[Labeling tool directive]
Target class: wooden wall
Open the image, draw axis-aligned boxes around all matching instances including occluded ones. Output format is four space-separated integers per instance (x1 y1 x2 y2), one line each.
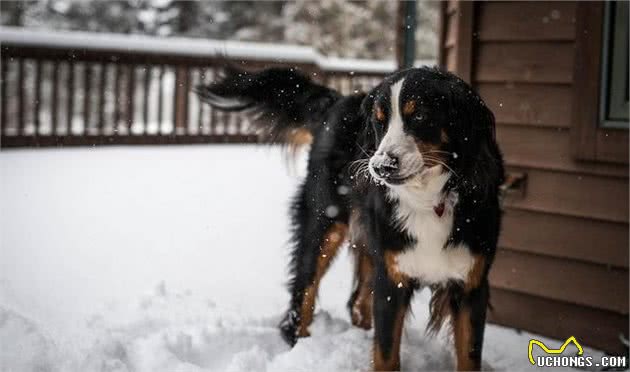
440 1 628 354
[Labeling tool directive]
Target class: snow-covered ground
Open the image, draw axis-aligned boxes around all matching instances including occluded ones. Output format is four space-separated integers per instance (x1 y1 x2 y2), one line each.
1 145 602 371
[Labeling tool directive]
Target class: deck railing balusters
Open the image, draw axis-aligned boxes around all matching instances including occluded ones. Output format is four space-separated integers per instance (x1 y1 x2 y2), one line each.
1 39 390 147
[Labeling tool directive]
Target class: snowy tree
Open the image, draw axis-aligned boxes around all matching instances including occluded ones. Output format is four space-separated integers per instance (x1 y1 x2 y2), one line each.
282 0 397 59
0 0 437 60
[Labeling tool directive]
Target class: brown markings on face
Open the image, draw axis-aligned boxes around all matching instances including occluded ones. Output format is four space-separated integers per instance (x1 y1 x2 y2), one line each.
350 249 374 330
373 305 407 371
416 129 450 167
375 104 385 122
383 251 410 288
402 100 416 116
464 255 486 293
297 222 348 337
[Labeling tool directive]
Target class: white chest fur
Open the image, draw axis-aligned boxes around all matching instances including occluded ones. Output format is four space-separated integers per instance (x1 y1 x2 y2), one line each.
387 168 474 284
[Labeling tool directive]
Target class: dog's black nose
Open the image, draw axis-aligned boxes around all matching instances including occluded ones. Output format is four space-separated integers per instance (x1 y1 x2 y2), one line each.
374 153 399 177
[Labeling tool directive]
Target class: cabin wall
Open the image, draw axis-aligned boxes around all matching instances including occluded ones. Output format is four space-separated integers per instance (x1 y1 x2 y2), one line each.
440 0 628 354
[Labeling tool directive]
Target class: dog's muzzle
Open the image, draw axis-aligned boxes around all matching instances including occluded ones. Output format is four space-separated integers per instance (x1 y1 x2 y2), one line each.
369 152 410 184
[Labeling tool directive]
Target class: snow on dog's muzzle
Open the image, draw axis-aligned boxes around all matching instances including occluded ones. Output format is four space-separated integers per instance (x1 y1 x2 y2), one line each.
369 152 408 184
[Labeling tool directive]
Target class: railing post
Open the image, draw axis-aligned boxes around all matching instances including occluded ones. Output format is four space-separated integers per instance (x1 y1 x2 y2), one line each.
142 65 151 134
157 65 164 135
126 65 135 135
17 57 24 135
1 57 8 135
83 63 92 135
173 66 189 136
51 61 59 135
113 64 122 135
97 62 106 134
66 61 75 135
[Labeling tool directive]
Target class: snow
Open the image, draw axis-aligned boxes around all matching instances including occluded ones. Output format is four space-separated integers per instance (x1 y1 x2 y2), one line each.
1 145 603 371
0 26 317 63
0 26 416 75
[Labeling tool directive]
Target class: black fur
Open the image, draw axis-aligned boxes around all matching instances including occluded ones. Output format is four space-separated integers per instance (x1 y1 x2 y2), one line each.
195 67 340 144
198 66 504 368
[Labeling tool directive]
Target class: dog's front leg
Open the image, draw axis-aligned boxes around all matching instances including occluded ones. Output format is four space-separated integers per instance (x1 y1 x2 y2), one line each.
452 276 489 371
372 260 412 371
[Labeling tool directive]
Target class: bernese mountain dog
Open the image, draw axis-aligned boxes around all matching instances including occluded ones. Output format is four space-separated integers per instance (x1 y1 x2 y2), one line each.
197 65 504 371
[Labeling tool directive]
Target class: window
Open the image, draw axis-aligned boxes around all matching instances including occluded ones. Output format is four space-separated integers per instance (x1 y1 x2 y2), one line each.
571 2 628 164
600 1 629 128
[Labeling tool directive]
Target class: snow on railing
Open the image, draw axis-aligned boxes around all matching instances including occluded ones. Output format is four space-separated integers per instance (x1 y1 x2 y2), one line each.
0 26 421 75
0 26 434 147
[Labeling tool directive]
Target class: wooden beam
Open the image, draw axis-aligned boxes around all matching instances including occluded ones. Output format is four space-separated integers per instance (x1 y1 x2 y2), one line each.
395 0 416 69
454 1 474 83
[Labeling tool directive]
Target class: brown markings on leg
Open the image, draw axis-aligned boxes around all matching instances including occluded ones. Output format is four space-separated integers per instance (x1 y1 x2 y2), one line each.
373 305 408 371
464 255 486 293
383 251 410 288
296 222 348 337
454 255 486 371
453 306 478 371
286 128 313 147
350 250 374 330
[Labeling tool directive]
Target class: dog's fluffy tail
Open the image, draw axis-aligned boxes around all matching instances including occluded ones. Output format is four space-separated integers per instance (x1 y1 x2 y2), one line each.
195 67 341 147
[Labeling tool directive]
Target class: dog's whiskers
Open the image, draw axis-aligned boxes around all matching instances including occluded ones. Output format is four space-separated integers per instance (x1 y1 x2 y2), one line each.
422 156 458 176
355 142 373 159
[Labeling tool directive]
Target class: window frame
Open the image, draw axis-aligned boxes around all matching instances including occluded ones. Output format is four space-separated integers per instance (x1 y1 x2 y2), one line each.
600 0 629 128
571 2 628 164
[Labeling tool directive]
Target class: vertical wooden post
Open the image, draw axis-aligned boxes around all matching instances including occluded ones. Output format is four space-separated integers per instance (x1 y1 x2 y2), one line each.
437 1 447 68
126 65 135 134
33 60 42 135
142 65 151 134
454 1 475 84
209 68 217 135
67 61 75 135
1 58 9 135
396 0 417 69
51 61 59 135
83 63 92 134
157 65 164 135
198 68 205 134
113 64 122 135
17 58 24 135
174 66 189 136
98 62 106 134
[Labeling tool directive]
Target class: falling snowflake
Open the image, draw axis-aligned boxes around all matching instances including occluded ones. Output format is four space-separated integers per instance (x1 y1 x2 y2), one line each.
325 205 339 218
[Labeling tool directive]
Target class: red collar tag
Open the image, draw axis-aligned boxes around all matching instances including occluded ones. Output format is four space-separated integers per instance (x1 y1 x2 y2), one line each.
433 202 445 217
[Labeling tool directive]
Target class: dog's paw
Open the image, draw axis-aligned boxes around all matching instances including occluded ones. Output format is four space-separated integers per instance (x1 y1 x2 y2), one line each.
279 309 300 346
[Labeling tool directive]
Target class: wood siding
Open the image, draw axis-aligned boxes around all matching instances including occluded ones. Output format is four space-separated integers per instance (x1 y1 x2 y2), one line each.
440 1 628 354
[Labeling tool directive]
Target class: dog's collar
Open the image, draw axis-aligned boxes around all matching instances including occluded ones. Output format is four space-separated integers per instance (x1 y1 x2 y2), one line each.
433 202 445 217
434 191 452 217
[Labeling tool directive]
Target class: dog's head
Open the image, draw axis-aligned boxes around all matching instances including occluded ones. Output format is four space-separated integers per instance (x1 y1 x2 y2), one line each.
362 67 501 195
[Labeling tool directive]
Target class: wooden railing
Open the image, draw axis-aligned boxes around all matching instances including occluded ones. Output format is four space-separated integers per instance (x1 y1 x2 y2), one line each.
0 27 399 147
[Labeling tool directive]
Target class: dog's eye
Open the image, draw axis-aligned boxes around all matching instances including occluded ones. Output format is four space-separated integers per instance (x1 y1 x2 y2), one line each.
375 106 385 122
415 114 425 121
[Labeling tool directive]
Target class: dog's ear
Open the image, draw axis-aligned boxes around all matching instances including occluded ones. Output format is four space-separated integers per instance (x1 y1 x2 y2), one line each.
359 91 375 121
449 84 504 200
359 85 384 151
